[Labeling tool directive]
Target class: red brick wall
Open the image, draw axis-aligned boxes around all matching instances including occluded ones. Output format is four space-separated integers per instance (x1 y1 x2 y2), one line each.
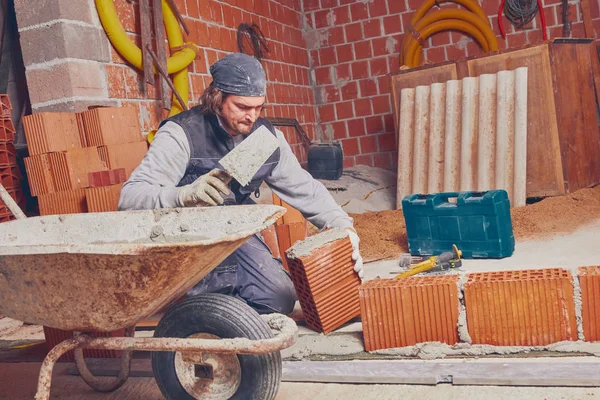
303 0 592 169
106 0 317 163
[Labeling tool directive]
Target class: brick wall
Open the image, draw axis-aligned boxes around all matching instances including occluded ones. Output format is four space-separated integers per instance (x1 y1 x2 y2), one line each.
103 0 317 163
302 0 593 169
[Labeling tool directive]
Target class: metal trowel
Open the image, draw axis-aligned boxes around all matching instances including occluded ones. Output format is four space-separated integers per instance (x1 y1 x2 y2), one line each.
218 125 280 187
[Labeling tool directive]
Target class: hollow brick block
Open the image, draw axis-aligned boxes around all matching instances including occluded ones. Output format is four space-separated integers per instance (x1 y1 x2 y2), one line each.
85 184 123 213
0 142 16 166
48 147 108 191
22 112 82 156
359 275 460 351
578 266 600 341
286 232 361 333
23 154 55 196
98 142 148 179
464 268 578 346
80 107 143 147
88 168 127 188
38 189 87 216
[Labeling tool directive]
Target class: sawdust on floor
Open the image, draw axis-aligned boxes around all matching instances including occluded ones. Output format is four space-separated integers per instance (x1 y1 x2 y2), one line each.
352 186 600 262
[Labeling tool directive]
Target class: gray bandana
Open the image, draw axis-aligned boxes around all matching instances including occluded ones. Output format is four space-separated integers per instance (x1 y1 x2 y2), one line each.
209 53 266 97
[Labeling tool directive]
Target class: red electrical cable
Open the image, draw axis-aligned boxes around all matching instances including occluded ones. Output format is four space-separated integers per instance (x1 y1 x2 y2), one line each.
498 0 508 38
537 0 548 40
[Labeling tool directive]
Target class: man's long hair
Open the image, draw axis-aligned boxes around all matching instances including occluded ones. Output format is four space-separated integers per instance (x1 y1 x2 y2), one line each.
199 83 228 116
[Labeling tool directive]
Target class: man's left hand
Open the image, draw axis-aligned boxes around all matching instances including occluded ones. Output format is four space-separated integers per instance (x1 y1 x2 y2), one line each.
345 228 364 280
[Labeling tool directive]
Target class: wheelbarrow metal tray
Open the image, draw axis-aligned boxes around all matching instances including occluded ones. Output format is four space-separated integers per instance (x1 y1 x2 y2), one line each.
0 205 285 332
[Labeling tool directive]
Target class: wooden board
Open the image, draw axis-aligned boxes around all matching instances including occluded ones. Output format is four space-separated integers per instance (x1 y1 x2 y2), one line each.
467 44 566 198
390 63 458 137
549 42 600 193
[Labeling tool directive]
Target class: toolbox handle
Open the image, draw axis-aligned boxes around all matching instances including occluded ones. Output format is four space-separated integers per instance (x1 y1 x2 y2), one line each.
428 192 460 207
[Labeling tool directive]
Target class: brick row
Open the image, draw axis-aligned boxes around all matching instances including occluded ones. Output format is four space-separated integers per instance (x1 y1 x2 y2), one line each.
0 142 16 166
0 118 15 142
464 269 578 346
88 168 126 188
0 94 11 118
22 112 82 156
38 189 87 216
360 275 460 351
286 231 361 333
85 184 122 212
47 148 108 191
0 165 21 190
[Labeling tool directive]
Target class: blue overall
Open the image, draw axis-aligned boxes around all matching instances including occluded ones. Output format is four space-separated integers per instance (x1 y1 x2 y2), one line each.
160 108 297 314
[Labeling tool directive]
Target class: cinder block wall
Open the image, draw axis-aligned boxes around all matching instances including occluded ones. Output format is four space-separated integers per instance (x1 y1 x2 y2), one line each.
13 0 595 167
302 0 593 169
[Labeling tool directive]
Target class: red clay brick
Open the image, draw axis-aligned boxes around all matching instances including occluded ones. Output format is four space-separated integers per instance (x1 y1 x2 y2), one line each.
350 2 369 21
354 98 373 117
335 63 351 81
387 0 406 14
260 224 281 259
464 269 578 346
370 57 389 76
85 184 123 212
341 137 360 156
343 157 355 168
341 81 359 100
315 66 332 86
0 120 15 142
377 133 396 152
351 60 370 80
354 40 373 59
578 267 600 341
345 22 363 43
38 189 87 216
359 78 378 97
314 9 331 29
336 43 355 63
23 154 54 196
332 5 350 25
286 231 361 333
347 118 366 137
80 107 143 147
22 113 82 156
369 0 388 17
363 18 382 38
373 152 391 169
336 101 354 120
360 275 460 351
373 94 392 114
366 115 384 134
88 168 127 188
355 154 374 166
360 135 378 153
48 148 108 192
319 47 337 66
327 26 346 46
318 104 336 122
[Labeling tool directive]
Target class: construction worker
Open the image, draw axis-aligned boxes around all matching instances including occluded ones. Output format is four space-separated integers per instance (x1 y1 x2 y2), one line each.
118 53 363 315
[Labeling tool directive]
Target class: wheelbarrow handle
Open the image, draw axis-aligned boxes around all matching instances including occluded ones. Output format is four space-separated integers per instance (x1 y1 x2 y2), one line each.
0 182 26 220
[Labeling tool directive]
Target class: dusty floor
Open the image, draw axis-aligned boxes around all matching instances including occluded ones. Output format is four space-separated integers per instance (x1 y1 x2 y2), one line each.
2 361 600 400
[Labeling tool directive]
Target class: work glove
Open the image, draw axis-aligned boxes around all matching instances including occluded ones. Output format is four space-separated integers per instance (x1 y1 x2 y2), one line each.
345 228 364 280
177 169 231 207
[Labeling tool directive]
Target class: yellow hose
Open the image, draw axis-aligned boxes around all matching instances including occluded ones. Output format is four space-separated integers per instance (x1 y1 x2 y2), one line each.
406 20 491 67
399 0 498 68
95 0 196 74
95 0 197 143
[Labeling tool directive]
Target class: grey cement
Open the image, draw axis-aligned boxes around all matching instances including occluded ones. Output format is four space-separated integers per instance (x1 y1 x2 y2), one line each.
0 204 285 255
218 125 279 186
287 228 348 259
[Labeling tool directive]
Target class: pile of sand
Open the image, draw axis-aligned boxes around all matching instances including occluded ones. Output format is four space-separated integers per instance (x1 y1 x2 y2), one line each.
352 186 600 263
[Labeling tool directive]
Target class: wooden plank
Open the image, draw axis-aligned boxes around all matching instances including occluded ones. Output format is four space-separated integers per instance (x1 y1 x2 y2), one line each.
390 63 458 139
580 0 595 38
549 42 600 193
282 360 600 387
139 0 154 88
152 0 170 110
467 44 565 198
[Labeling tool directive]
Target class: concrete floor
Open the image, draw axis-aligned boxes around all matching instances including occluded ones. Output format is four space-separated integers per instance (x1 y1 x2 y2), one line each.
2 361 600 400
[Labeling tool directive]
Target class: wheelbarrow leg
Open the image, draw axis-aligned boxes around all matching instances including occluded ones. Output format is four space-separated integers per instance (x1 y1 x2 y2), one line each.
35 338 81 400
74 327 135 393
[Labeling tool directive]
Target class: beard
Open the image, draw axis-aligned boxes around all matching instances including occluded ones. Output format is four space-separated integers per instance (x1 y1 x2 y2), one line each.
220 115 253 135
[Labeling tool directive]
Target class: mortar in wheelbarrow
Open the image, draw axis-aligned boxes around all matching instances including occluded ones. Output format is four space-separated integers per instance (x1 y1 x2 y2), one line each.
0 205 285 332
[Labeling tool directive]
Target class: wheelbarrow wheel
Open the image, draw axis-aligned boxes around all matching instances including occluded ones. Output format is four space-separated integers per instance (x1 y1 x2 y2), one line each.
152 293 282 400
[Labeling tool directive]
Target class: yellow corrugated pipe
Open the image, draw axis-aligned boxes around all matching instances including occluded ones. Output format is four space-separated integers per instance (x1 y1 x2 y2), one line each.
95 0 198 143
400 0 498 68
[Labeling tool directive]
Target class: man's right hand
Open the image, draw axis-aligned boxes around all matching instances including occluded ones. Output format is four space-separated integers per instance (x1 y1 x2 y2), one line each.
177 169 231 207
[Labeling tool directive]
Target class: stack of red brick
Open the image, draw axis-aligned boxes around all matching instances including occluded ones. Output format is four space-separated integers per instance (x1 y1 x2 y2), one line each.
23 107 148 215
0 94 24 222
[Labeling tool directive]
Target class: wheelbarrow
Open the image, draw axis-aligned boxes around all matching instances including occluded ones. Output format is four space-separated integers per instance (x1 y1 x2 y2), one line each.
0 184 298 400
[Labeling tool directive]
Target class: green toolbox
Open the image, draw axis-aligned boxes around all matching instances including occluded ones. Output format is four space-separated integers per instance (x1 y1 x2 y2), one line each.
402 190 515 259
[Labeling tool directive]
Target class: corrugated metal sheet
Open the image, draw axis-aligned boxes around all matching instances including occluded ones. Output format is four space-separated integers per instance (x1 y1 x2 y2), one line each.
396 67 528 208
